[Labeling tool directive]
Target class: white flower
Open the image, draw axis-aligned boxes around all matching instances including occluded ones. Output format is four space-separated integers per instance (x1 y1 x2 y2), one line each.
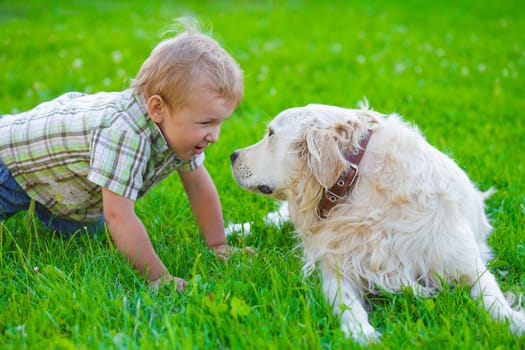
111 50 123 63
73 58 83 69
331 43 342 54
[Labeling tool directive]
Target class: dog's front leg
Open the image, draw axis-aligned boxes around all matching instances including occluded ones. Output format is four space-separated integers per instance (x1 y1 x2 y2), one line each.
322 268 381 344
470 266 525 335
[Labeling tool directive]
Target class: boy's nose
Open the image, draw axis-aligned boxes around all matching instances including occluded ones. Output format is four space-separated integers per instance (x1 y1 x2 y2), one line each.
206 126 221 143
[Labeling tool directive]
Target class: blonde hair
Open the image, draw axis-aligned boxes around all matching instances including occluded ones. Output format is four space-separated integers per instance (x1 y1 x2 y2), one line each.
131 18 244 109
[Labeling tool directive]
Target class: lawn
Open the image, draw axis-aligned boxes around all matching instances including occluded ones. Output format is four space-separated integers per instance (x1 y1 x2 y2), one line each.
1 0 524 349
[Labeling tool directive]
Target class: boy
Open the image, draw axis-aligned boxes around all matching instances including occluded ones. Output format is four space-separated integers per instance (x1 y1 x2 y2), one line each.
0 19 245 291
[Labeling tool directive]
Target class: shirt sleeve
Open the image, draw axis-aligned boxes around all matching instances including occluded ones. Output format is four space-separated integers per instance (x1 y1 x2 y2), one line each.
87 126 149 200
177 152 205 172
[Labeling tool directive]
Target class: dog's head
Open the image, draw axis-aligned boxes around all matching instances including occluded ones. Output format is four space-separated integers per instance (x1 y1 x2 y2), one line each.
231 104 380 203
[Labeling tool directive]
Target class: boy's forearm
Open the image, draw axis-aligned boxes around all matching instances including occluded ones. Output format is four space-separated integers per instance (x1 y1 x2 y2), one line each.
190 188 227 248
179 167 228 248
102 188 169 282
107 212 168 282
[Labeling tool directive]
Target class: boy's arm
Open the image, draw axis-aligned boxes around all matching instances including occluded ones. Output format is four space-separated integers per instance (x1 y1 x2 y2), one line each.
177 166 228 249
101 187 184 288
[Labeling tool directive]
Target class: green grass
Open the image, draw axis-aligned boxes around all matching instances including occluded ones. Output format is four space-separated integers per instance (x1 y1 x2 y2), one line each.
1 0 524 348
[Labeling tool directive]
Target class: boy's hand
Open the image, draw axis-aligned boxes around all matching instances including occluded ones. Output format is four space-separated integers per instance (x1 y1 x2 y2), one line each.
149 273 187 292
212 244 256 261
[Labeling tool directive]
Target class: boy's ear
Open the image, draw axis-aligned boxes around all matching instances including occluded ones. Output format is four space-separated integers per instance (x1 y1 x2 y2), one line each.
146 95 165 123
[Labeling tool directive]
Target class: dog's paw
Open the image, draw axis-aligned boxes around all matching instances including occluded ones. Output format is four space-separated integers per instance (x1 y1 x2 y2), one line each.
225 202 288 237
509 310 525 336
224 222 251 236
263 201 289 226
342 322 381 345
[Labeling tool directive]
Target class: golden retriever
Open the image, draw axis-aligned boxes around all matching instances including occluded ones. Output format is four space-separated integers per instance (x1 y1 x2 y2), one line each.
230 102 525 344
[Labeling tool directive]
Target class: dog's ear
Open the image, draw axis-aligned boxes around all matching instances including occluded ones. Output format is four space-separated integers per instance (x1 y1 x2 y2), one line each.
303 125 348 188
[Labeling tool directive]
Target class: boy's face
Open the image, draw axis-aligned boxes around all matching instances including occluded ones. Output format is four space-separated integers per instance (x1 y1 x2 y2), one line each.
148 86 237 161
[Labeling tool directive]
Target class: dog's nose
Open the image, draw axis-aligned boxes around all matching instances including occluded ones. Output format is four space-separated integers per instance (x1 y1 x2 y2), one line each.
230 151 239 164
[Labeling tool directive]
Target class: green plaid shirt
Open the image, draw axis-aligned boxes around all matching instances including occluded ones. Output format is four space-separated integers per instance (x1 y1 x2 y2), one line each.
0 89 204 222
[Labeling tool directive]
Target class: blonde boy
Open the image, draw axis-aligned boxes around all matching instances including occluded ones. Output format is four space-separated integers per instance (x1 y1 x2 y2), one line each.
0 20 244 290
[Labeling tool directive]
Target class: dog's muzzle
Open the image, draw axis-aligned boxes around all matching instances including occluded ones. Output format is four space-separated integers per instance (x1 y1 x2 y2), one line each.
230 151 273 194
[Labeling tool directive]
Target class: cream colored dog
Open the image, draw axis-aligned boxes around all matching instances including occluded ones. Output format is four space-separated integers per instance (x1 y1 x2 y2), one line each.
230 102 525 344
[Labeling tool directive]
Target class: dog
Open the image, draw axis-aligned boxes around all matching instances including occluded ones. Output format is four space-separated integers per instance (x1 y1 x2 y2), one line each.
230 102 525 344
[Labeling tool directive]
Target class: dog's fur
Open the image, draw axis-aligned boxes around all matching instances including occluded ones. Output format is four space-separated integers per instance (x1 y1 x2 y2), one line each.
231 103 525 344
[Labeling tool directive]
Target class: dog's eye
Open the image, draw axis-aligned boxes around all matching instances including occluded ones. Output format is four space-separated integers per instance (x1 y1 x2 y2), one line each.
267 129 274 137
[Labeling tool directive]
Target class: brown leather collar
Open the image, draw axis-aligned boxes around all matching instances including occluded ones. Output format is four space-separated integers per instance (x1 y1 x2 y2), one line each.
317 129 372 219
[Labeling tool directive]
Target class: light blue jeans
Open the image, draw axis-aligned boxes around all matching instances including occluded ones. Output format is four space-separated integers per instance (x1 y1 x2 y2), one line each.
0 158 105 238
